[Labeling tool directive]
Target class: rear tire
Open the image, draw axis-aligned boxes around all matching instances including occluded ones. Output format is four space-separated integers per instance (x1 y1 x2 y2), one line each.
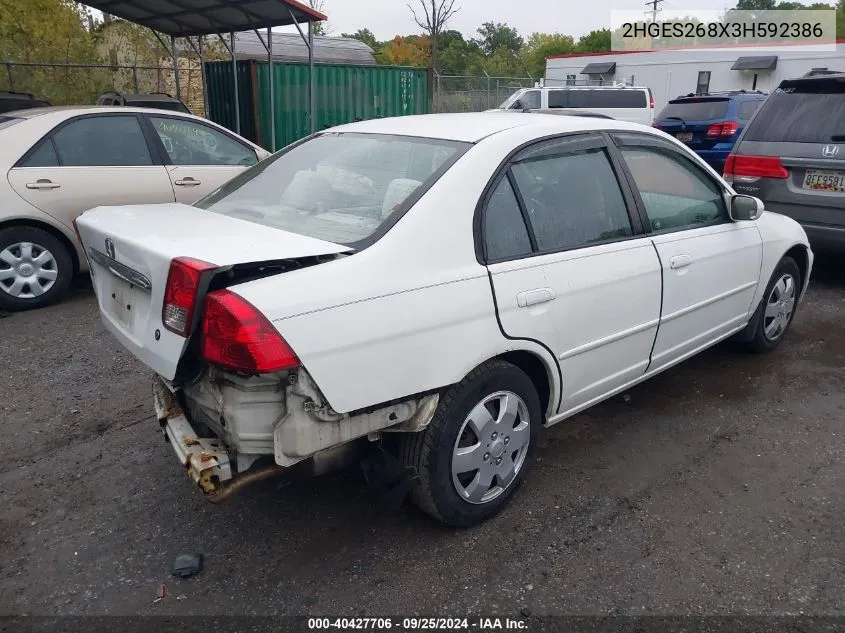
746 256 801 353
400 360 541 527
0 226 73 311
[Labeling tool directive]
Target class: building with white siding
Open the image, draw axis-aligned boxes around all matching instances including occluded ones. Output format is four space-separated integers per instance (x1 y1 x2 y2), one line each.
545 43 845 111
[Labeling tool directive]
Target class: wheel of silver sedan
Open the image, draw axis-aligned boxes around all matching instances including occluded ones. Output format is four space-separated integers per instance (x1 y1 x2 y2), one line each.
763 272 796 342
0 241 59 299
451 390 531 505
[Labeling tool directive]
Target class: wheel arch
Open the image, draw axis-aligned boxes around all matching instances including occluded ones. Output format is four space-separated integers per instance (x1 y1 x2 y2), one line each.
491 348 559 421
784 243 810 296
0 217 82 275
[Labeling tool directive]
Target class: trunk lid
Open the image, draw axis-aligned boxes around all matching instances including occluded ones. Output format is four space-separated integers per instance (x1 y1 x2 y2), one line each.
75 203 351 380
656 97 732 151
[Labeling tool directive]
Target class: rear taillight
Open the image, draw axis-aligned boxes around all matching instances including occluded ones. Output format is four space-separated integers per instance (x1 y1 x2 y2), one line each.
162 257 216 336
706 121 739 137
202 289 299 374
651 121 662 129
649 93 654 109
724 154 788 181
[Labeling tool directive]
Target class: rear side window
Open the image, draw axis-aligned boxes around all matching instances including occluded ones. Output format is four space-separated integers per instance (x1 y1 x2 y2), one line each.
744 83 845 143
561 90 647 109
52 116 153 167
22 140 59 167
510 147 632 251
657 98 729 121
737 100 763 121
483 177 533 261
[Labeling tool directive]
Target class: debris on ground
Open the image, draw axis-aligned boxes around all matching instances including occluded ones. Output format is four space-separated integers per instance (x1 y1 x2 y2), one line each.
171 553 204 579
153 583 166 603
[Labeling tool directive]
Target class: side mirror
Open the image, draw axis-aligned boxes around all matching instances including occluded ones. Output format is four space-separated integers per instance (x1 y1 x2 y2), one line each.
729 194 764 221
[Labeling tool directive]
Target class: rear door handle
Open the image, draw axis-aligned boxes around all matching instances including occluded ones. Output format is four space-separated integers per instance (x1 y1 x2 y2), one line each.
517 288 556 308
26 179 60 190
670 254 693 269
174 177 201 186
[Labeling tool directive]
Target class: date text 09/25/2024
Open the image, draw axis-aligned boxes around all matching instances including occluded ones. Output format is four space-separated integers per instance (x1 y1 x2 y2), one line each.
307 618 529 631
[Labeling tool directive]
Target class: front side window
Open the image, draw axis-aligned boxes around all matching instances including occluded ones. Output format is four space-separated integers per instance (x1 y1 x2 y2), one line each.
151 116 257 166
509 146 633 252
619 144 728 233
196 133 468 246
51 116 152 167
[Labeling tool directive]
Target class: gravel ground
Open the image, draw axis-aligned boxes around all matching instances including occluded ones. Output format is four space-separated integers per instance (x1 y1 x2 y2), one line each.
0 255 843 618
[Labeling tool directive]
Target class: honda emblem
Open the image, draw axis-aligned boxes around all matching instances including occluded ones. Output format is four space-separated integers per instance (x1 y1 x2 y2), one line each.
105 238 115 260
822 144 840 158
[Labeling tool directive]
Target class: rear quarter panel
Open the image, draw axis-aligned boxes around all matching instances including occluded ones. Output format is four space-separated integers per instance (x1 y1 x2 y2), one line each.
232 129 567 415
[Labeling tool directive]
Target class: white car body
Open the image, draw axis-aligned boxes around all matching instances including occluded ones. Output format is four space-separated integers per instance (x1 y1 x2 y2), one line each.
494 86 656 126
0 106 269 309
75 112 812 525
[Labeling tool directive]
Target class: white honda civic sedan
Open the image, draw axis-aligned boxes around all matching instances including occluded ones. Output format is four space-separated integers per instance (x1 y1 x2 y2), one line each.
75 112 812 527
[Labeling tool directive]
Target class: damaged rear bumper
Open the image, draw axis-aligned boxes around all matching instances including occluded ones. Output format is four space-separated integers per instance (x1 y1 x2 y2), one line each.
152 376 234 495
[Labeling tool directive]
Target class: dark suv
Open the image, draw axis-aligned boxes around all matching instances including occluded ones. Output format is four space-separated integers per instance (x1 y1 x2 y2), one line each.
97 91 191 114
726 74 845 251
653 91 768 172
0 90 51 114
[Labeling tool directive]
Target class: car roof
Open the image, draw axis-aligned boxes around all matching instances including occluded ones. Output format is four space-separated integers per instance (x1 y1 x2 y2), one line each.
326 112 650 143
670 92 767 102
3 105 197 119
120 93 183 102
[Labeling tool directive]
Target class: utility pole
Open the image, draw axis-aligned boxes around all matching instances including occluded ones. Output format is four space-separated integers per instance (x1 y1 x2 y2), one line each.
645 0 664 22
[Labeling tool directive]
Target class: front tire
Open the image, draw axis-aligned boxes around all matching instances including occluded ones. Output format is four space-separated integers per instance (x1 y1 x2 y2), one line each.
747 256 801 353
0 226 73 311
401 360 541 527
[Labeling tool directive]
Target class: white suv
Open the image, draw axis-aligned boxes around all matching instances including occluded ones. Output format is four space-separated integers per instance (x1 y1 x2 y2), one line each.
497 86 655 126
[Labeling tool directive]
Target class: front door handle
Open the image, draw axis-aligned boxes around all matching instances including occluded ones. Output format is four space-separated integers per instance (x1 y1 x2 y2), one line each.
174 177 201 186
517 288 556 308
670 254 693 270
26 179 61 190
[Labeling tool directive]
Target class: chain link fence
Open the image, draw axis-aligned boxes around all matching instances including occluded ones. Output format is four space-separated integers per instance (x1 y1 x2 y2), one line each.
1 61 207 116
431 71 537 113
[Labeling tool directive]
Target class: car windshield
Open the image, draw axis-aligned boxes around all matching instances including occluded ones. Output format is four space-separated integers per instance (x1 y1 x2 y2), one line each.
195 132 470 246
498 89 527 109
658 98 729 121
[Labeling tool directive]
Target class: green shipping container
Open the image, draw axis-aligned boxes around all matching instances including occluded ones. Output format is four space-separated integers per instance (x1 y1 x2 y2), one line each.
204 60 430 150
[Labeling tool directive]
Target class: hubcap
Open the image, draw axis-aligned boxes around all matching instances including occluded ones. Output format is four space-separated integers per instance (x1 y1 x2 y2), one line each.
0 242 58 299
451 391 530 505
763 273 796 341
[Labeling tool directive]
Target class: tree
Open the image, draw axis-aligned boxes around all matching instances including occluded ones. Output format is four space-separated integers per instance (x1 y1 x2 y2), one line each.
376 35 431 67
474 22 523 56
305 0 329 35
435 29 482 74
521 32 574 77
341 28 379 50
408 0 461 70
575 28 612 53
0 0 107 103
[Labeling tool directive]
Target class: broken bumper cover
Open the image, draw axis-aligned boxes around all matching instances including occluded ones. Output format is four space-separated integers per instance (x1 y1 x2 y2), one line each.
152 375 233 495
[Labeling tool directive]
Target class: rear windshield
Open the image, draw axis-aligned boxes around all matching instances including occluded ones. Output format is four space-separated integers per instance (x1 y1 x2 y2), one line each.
0 116 22 131
744 81 845 143
657 98 729 122
195 132 469 246
549 89 647 109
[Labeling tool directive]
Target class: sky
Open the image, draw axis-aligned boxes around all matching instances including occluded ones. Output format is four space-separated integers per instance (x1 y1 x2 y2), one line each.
313 0 737 41
87 0 740 41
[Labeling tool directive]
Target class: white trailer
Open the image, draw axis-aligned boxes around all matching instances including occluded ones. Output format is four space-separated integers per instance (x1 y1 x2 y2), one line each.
545 43 845 111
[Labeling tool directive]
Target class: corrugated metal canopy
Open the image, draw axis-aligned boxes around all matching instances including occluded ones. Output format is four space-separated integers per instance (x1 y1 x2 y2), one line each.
232 32 374 64
731 56 778 71
81 0 326 37
581 61 616 75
